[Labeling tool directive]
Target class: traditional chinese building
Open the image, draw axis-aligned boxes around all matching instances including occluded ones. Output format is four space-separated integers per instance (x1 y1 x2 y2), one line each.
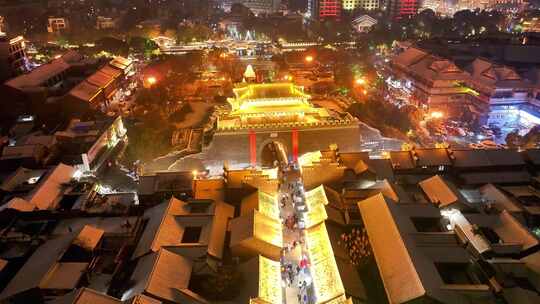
219 83 331 128
174 82 361 172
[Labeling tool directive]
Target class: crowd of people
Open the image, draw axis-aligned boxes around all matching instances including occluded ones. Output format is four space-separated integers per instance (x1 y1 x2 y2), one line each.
277 162 315 304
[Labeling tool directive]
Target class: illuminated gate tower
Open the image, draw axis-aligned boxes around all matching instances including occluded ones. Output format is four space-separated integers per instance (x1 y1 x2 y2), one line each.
176 82 361 172
220 83 329 127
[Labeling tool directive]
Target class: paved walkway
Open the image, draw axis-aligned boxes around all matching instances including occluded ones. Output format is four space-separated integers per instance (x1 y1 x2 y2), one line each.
277 164 316 304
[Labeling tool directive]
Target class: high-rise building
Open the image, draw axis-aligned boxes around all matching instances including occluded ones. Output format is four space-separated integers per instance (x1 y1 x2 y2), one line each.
387 0 419 19
308 0 342 20
342 0 379 11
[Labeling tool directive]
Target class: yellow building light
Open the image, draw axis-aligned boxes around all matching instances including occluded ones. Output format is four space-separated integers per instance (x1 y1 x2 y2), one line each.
429 111 444 119
257 191 280 220
145 76 157 88
257 255 283 304
355 78 366 85
306 223 346 303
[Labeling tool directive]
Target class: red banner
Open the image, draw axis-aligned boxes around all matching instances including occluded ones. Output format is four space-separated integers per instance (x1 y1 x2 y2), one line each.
249 130 256 167
292 129 298 163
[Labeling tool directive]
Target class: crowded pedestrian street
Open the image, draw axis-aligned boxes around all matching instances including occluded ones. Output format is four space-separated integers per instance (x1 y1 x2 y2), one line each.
277 162 316 304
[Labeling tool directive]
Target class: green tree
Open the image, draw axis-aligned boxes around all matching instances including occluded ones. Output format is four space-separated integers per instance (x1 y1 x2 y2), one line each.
176 24 213 43
128 36 158 57
189 266 244 300
95 37 129 56
124 122 172 163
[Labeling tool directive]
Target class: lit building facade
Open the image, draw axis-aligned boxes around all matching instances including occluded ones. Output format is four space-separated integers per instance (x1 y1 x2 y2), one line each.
220 83 331 128
342 0 379 11
0 16 6 34
487 0 525 13
352 15 378 33
95 16 116 30
0 35 28 81
47 17 69 33
309 0 342 20
465 58 536 132
520 17 540 33
387 0 420 19
174 82 360 172
222 0 281 15
465 58 532 113
55 116 127 173
390 47 479 114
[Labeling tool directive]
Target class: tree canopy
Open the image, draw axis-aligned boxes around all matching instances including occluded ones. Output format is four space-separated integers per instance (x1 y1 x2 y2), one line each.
95 37 129 56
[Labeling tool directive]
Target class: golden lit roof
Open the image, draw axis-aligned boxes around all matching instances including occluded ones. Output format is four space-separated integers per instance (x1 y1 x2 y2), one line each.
298 151 323 168
234 82 309 100
256 255 282 304
306 222 346 303
257 191 280 220
306 185 330 206
304 185 330 228
358 194 425 303
418 175 459 207
228 83 313 114
254 210 283 248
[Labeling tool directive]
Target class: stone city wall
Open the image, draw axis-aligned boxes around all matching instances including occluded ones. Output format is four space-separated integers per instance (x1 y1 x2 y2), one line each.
204 123 362 166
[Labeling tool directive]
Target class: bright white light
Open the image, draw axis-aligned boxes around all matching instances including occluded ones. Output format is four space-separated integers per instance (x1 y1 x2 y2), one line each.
440 208 459 219
27 176 40 184
441 208 460 230
73 169 83 180
146 76 157 85
430 111 444 119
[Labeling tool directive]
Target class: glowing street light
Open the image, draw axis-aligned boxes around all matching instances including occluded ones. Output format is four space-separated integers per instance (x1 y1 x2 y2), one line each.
355 78 366 85
305 55 314 63
429 111 444 119
147 76 157 85
435 142 450 149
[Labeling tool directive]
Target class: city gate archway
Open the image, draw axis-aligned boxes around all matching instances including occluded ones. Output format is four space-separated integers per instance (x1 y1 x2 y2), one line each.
259 140 288 167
